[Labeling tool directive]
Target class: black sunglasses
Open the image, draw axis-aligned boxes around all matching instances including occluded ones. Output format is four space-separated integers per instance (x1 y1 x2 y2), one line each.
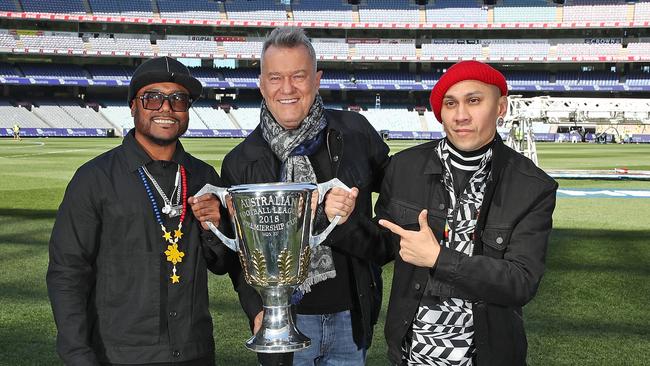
137 91 193 112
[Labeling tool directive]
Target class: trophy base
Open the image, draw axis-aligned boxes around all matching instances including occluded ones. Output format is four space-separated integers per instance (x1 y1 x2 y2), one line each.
245 289 312 353
245 332 311 353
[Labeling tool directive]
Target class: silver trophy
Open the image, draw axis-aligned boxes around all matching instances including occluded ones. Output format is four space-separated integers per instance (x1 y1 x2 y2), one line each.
196 179 349 353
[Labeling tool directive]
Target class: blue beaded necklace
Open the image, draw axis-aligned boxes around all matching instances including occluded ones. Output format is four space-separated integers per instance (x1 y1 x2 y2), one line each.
138 165 188 284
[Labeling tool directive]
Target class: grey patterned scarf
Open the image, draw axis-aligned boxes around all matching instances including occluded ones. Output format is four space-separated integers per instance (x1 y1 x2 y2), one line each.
260 95 335 294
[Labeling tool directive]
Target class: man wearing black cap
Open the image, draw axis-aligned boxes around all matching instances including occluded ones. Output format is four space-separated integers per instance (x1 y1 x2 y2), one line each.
47 57 256 365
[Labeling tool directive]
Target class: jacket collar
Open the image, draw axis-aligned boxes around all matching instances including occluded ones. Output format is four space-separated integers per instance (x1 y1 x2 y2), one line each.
123 128 191 172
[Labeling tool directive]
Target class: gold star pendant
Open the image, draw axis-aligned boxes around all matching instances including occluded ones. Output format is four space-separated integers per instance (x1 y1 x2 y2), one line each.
171 273 180 283
162 230 172 241
174 229 183 239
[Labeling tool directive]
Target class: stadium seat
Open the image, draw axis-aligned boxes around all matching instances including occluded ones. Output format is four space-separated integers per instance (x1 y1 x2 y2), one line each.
0 0 17 11
20 0 85 14
224 0 286 21
358 0 420 24
494 0 556 23
563 0 628 22
292 0 353 22
157 0 221 19
88 0 153 16
426 0 488 24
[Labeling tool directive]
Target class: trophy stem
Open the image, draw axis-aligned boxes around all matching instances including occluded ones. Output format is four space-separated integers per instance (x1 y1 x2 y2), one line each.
245 286 311 353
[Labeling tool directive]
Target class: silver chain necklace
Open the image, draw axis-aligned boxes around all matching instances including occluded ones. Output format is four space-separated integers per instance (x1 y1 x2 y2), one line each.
141 164 182 218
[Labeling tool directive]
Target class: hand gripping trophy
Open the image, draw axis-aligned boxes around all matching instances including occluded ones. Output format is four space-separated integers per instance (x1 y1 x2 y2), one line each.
195 179 349 353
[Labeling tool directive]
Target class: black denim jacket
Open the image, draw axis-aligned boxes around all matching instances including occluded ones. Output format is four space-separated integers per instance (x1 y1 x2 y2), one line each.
47 130 250 365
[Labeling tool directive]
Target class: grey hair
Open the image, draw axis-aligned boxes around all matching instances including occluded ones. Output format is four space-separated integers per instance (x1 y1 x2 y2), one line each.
260 27 317 72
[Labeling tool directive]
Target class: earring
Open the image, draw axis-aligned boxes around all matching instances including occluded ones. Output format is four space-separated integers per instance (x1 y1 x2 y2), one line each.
497 116 504 126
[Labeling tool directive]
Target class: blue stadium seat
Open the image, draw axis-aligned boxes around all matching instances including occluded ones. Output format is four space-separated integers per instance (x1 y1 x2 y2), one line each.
20 0 85 13
157 0 220 19
0 0 17 11
88 0 153 16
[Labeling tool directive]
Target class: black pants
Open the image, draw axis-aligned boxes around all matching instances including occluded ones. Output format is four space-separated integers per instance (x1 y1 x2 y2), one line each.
257 352 293 366
102 352 215 366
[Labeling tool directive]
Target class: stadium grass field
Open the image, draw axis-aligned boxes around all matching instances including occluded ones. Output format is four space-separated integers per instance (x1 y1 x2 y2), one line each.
0 138 649 365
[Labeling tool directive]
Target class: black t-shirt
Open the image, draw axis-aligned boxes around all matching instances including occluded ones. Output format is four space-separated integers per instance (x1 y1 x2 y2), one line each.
295 132 354 314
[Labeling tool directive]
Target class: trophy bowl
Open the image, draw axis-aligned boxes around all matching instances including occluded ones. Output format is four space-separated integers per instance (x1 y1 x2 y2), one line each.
196 179 349 353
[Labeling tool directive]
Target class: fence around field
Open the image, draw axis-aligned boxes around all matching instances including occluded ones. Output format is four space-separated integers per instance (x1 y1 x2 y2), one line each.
2 128 650 143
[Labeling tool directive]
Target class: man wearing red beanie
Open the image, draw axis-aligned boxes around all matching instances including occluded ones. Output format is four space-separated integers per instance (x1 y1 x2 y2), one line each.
333 61 558 365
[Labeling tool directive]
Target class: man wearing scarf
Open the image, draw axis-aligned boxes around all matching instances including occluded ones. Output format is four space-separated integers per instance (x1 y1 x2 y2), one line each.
339 61 558 365
221 27 390 365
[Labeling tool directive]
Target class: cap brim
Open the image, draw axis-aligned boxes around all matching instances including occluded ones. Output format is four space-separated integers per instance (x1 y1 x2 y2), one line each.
131 71 203 101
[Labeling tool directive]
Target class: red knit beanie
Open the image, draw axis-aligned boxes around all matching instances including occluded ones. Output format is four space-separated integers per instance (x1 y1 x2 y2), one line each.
429 61 508 123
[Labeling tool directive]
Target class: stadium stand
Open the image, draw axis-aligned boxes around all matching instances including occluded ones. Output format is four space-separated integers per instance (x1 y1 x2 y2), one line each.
187 67 221 82
58 101 115 129
421 42 482 59
555 41 622 57
87 0 153 16
627 42 650 57
556 71 620 86
186 107 209 130
229 106 261 130
504 71 551 86
0 32 16 49
0 100 51 128
353 42 416 58
222 40 264 58
626 72 650 86
19 63 87 79
353 71 417 84
157 38 219 56
0 0 16 11
157 0 221 19
424 112 444 128
360 108 423 132
493 0 556 23
32 100 85 128
20 0 85 14
563 0 628 22
0 0 649 141
220 68 256 82
421 72 442 85
115 36 153 54
87 35 152 54
488 40 550 59
358 1 420 24
321 70 350 83
312 41 349 58
86 65 132 80
224 0 286 21
20 34 84 51
99 101 134 130
192 102 238 130
635 1 650 22
425 0 488 24
0 62 19 76
291 0 353 22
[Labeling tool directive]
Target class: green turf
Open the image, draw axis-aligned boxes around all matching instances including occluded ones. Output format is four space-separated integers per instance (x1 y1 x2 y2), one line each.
0 138 648 365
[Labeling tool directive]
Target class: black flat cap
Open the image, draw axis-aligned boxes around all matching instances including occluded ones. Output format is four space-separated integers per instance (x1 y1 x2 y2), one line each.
128 56 203 105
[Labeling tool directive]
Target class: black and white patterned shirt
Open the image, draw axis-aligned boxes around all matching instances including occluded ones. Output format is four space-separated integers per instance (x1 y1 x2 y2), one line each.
403 139 493 366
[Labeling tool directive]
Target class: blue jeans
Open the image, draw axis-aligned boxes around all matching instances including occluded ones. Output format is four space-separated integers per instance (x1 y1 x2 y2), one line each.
293 310 366 366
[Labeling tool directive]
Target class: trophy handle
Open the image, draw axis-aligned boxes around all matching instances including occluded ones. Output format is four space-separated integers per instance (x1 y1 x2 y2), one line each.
310 178 351 247
195 183 238 252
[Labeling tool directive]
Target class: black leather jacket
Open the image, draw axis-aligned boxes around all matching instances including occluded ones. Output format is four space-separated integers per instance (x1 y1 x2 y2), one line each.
339 135 557 365
221 109 390 350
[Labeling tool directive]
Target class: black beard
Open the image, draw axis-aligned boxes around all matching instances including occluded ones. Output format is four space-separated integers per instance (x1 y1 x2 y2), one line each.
148 134 178 146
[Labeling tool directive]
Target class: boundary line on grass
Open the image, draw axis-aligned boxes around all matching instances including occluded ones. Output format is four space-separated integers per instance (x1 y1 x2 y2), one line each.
557 189 650 198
